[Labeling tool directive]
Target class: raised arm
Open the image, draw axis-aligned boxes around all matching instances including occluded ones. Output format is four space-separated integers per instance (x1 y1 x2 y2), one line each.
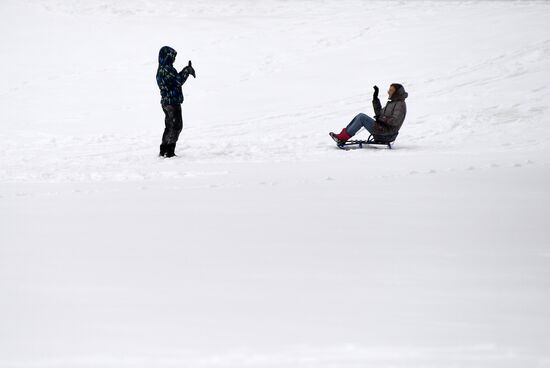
372 85 382 118
176 68 189 86
160 64 189 88
176 60 196 85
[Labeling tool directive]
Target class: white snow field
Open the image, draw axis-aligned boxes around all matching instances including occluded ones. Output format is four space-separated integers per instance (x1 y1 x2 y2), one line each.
1 0 550 367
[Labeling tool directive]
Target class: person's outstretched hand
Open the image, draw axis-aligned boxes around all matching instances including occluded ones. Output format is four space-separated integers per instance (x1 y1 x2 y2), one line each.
373 85 379 99
184 60 196 78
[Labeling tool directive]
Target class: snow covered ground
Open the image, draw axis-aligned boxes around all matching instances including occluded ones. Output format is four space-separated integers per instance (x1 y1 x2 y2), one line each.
1 1 550 367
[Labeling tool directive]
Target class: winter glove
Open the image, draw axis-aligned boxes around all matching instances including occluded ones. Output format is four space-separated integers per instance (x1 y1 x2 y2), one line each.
183 60 196 78
373 85 379 99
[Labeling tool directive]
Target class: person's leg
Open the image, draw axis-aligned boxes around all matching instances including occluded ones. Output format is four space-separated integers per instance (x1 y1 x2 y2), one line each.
165 105 183 157
172 104 183 146
162 105 179 157
362 114 376 134
160 105 173 156
330 113 375 144
345 113 376 136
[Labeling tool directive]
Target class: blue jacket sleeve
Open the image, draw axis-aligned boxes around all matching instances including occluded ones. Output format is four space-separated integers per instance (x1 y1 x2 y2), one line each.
176 69 189 86
163 65 189 87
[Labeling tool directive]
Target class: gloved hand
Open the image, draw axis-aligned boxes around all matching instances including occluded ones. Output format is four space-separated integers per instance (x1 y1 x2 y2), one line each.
373 85 379 99
183 60 196 78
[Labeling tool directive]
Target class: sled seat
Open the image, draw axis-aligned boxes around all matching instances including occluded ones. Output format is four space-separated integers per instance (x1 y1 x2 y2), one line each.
365 132 399 149
368 132 398 144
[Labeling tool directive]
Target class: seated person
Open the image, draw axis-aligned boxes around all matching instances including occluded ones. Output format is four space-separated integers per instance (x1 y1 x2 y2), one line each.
330 83 408 145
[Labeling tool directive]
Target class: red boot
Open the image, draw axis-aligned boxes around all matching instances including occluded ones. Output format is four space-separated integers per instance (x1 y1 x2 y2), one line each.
329 128 352 145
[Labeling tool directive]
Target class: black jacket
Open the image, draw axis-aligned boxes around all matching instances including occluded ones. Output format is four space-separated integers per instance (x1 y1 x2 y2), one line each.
156 46 189 106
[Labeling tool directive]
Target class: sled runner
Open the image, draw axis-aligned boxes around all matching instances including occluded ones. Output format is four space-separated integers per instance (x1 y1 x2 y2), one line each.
337 133 398 150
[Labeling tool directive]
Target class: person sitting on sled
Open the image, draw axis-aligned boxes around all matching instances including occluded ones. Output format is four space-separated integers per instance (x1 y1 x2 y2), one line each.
330 83 408 145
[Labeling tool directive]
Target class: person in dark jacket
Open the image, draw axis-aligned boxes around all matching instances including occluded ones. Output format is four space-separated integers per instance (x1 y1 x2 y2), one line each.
156 46 196 158
330 83 408 145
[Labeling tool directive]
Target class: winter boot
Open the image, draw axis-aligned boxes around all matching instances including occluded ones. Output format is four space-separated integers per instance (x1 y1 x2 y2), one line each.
329 128 352 145
165 143 176 158
159 144 168 157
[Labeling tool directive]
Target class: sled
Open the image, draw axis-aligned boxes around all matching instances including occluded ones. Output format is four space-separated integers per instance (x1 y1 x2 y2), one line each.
338 133 398 150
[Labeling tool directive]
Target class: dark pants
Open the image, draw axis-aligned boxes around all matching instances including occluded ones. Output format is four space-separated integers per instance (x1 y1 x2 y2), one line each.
161 104 183 146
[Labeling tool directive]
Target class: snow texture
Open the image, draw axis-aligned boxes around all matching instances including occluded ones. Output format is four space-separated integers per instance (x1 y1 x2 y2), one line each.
1 1 550 367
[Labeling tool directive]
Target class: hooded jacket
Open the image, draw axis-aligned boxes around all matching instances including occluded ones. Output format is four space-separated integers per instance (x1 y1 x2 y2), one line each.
372 85 408 135
156 46 190 106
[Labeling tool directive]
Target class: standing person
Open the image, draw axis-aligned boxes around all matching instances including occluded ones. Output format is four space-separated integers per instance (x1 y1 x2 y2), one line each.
330 83 408 145
156 46 196 158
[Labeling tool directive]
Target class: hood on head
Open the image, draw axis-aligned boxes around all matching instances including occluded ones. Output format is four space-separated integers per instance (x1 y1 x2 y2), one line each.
159 46 177 66
390 84 408 101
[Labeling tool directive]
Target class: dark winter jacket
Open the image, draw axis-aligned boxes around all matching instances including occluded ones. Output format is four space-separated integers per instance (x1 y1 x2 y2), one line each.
156 46 190 106
372 86 408 135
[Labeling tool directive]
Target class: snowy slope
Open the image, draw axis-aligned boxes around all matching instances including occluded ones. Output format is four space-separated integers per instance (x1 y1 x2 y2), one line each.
1 1 550 367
